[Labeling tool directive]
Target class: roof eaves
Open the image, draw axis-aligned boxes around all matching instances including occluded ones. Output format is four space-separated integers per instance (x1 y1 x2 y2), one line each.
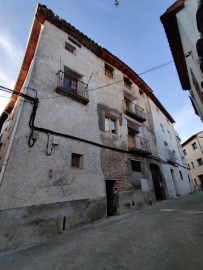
160 0 191 91
182 130 203 146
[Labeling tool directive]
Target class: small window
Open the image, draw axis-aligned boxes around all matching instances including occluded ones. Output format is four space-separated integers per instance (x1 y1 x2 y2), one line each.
191 162 195 169
105 116 118 135
71 153 83 169
104 63 114 79
68 36 81 48
192 142 197 150
160 123 165 133
197 158 203 166
65 42 76 53
131 160 141 172
139 89 144 95
183 149 187 156
124 77 132 89
179 170 183 180
194 178 197 185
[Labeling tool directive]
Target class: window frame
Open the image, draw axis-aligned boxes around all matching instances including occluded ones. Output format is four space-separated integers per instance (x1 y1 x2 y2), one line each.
124 77 132 89
192 142 197 150
131 160 141 172
197 158 203 166
63 75 78 94
104 115 118 135
65 42 76 53
104 63 114 79
71 153 84 169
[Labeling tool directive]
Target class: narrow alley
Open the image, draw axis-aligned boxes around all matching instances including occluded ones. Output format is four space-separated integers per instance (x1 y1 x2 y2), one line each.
0 193 203 270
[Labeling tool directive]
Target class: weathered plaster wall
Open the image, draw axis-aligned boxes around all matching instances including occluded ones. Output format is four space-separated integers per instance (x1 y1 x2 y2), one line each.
0 197 106 251
177 0 203 120
149 98 192 197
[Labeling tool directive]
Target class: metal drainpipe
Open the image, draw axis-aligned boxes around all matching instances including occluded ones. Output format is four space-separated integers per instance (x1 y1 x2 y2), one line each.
0 98 24 187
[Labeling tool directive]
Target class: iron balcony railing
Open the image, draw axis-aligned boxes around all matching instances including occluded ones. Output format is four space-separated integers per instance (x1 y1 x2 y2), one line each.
129 135 151 154
166 149 176 163
124 102 146 122
56 70 89 100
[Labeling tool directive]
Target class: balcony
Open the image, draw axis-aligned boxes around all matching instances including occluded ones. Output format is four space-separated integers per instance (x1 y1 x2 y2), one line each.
124 102 146 123
55 70 89 105
128 135 151 156
166 149 176 165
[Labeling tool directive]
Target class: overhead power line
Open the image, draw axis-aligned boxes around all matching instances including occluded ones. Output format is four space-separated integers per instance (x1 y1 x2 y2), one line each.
138 60 174 76
0 59 174 101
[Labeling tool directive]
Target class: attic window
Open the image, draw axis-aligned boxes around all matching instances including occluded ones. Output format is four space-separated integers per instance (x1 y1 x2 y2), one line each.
139 89 144 95
68 36 81 48
65 42 76 53
124 77 132 89
105 63 114 79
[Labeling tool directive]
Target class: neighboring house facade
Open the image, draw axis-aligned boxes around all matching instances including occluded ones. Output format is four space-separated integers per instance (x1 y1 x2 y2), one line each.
0 4 192 250
182 131 203 189
161 0 203 121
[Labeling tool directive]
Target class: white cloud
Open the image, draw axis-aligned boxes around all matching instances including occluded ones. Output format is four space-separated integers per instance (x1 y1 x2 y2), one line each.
0 31 24 114
174 100 202 142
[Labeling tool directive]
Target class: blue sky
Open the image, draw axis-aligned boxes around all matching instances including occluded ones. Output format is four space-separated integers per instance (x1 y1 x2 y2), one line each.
0 0 202 141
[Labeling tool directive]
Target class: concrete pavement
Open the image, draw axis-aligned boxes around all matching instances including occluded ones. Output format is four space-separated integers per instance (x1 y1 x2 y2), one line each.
0 192 203 270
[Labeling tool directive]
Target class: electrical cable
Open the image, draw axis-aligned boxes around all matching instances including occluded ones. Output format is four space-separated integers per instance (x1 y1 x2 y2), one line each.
138 60 174 76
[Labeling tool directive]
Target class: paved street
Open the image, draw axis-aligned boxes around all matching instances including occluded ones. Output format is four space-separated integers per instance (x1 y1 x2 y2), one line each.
0 193 203 270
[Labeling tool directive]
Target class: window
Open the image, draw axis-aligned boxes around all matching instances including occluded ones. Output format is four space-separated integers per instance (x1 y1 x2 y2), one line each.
63 75 77 93
139 89 144 95
124 77 132 89
105 63 114 79
197 158 203 166
125 98 131 111
183 149 187 156
191 162 195 169
192 142 197 150
131 160 141 172
179 170 183 180
188 164 190 169
160 123 165 133
194 178 197 185
65 42 76 53
68 36 81 48
71 153 83 169
105 116 117 135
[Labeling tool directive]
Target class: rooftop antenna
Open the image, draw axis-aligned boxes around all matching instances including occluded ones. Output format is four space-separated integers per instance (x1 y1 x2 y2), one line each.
115 0 119 6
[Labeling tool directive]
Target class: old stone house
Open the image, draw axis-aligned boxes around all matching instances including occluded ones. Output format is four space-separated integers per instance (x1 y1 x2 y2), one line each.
0 4 192 250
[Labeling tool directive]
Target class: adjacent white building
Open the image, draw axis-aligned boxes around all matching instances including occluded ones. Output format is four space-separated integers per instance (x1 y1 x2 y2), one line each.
0 4 192 250
182 131 203 189
161 0 203 121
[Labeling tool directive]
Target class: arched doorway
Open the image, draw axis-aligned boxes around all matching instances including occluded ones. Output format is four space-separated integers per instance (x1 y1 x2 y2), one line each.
150 164 166 201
